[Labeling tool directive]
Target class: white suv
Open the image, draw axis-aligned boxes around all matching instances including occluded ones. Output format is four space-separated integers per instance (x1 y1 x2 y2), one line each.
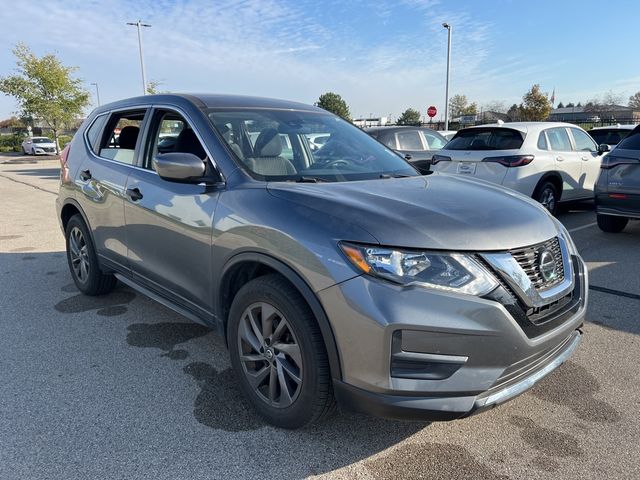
431 122 607 214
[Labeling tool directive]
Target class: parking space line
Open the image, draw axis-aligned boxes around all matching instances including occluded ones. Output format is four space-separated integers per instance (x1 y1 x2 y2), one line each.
590 285 640 300
568 222 597 233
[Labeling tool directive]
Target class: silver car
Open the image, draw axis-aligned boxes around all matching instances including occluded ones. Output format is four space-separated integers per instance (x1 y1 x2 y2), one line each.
56 94 587 428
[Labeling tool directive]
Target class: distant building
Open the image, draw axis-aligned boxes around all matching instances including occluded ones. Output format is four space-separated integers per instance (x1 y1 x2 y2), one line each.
353 116 389 128
452 111 509 124
548 105 640 123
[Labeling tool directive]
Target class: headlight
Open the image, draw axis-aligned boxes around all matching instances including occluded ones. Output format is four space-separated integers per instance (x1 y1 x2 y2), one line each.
340 243 498 296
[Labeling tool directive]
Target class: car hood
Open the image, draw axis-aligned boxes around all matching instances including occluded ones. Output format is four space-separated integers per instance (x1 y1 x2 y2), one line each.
267 174 558 251
32 142 56 147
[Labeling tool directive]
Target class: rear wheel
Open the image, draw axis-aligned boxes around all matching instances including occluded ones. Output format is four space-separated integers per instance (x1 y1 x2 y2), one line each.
65 214 117 295
597 214 628 233
533 181 559 215
227 274 335 429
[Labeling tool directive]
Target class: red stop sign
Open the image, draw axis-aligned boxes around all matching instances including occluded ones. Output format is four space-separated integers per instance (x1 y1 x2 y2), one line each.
427 106 437 118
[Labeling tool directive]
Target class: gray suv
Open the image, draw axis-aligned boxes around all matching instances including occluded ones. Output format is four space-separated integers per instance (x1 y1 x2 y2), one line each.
56 94 587 429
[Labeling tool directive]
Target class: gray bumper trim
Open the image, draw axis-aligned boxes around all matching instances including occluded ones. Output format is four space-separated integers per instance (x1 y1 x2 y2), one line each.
477 330 582 408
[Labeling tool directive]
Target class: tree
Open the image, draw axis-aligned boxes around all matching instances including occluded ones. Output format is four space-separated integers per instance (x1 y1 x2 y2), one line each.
556 101 565 109
316 92 351 121
506 103 520 121
449 94 477 117
629 91 640 109
519 84 551 121
0 44 89 153
482 100 507 114
0 116 25 129
396 108 421 125
146 79 165 95
565 102 575 108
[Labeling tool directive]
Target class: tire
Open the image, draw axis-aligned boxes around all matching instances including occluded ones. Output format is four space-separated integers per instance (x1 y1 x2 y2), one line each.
65 214 117 295
597 213 628 233
227 274 335 429
533 181 559 216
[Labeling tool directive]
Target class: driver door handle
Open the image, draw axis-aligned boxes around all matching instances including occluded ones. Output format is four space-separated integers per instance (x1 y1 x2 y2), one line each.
79 169 92 181
126 187 143 201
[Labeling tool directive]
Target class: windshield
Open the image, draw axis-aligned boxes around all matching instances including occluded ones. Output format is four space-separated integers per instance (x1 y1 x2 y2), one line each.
445 128 524 151
32 137 51 144
207 109 418 182
588 129 631 146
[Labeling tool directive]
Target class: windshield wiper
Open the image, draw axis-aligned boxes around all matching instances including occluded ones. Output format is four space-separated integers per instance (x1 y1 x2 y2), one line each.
379 173 413 179
294 176 329 183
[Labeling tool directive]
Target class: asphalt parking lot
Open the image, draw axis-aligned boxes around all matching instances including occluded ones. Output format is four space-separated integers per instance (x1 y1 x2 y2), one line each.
1 156 639 480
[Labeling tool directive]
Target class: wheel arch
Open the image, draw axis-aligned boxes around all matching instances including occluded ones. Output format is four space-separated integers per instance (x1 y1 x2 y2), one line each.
217 252 343 381
533 172 563 201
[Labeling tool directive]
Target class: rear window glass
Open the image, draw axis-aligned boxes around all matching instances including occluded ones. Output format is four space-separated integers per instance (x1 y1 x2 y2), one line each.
446 128 524 150
588 129 632 146
616 127 640 150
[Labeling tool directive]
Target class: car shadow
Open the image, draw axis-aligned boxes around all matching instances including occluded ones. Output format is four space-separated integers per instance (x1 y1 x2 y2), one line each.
2 250 427 478
7 167 60 180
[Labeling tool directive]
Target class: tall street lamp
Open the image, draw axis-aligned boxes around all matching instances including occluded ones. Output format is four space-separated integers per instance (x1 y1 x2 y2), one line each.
442 22 452 130
90 82 101 106
127 20 152 95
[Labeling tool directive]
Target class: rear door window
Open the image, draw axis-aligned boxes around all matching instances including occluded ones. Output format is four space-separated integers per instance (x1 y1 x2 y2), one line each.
546 128 572 151
446 128 524 150
98 110 148 164
396 131 424 150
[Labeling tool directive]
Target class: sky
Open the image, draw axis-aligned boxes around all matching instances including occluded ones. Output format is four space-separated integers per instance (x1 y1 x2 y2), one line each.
1 0 639 122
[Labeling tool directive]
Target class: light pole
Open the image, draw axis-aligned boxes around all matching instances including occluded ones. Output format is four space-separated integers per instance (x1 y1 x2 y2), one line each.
90 82 101 106
126 20 152 95
442 22 452 130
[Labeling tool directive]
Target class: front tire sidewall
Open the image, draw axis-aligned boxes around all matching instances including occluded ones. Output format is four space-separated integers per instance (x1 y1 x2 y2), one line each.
227 277 325 429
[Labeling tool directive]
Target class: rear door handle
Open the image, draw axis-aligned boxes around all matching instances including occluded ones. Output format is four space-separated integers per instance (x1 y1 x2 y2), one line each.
556 156 564 162
126 187 143 201
79 169 92 181
581 156 589 161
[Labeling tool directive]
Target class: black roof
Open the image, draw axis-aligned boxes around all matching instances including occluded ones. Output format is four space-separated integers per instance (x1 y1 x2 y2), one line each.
94 93 323 114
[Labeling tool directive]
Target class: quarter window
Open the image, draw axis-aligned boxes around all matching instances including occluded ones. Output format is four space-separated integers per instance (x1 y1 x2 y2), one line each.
571 128 597 152
422 131 447 150
396 131 424 150
98 110 147 164
537 132 548 150
546 128 572 151
85 114 107 153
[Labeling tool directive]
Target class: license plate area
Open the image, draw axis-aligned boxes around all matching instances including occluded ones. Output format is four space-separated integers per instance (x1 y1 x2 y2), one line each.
456 162 477 175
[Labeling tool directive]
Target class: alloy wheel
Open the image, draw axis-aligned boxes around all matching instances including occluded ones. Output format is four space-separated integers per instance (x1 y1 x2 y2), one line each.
237 302 303 408
540 188 556 213
69 226 90 283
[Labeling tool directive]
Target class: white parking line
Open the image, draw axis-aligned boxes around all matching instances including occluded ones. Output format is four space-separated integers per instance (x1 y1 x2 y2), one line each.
568 222 597 233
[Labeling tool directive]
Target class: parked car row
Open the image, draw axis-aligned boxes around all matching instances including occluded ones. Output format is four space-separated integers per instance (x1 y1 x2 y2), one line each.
365 122 638 232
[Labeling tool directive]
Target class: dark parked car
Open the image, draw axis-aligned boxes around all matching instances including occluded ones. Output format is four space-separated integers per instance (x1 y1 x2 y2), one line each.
57 94 586 428
588 124 635 148
365 126 448 173
595 125 640 232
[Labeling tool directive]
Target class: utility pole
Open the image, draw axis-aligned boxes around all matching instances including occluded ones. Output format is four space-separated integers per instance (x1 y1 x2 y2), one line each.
90 82 101 106
127 20 152 95
442 23 452 130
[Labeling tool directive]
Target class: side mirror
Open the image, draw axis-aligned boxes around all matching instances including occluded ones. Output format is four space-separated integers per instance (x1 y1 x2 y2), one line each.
597 143 610 155
153 152 206 182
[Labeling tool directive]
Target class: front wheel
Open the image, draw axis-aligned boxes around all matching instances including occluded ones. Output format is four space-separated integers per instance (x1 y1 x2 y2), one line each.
65 214 117 295
597 214 628 233
533 181 559 215
227 274 335 429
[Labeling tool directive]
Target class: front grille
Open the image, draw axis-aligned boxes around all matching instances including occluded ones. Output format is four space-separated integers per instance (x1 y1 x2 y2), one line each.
44 147 55 153
510 237 564 290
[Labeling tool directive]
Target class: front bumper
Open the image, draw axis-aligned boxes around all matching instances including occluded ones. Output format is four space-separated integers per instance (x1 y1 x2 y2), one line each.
319 254 587 420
